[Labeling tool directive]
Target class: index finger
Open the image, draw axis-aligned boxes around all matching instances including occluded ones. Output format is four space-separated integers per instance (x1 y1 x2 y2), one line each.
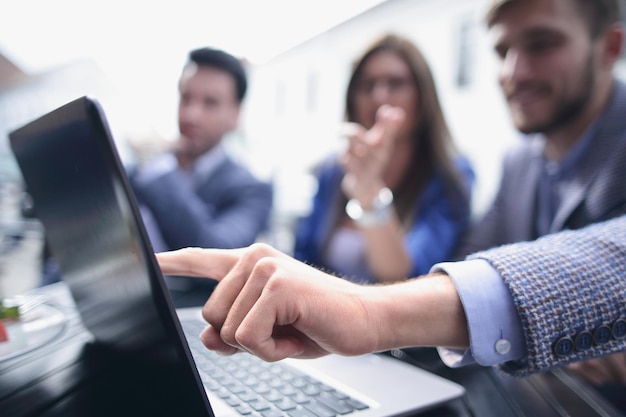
156 247 245 281
365 105 405 146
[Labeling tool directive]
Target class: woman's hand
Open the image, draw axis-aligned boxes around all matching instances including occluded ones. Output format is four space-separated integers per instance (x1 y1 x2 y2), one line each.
340 105 405 206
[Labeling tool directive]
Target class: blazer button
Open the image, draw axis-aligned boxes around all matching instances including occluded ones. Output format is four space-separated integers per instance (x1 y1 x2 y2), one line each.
593 325 612 345
613 319 626 340
554 337 574 357
574 331 593 351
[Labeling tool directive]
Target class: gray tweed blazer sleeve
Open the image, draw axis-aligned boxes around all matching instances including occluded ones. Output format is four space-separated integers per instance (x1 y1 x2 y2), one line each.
468 215 626 377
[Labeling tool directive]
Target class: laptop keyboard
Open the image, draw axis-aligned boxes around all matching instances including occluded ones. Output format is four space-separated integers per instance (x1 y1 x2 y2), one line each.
180 318 370 417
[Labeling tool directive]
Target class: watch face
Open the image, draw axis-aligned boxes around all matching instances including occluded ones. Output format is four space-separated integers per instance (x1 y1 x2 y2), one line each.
345 188 394 227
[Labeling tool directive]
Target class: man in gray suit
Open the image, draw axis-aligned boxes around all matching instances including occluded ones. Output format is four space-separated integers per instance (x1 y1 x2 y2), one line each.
458 0 626 256
454 0 626 406
131 47 273 307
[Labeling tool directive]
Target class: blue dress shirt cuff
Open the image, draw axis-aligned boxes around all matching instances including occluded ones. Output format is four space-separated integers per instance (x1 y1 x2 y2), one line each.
430 259 526 367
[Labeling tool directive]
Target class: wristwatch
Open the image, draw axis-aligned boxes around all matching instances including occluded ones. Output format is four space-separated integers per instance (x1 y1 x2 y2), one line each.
345 187 394 228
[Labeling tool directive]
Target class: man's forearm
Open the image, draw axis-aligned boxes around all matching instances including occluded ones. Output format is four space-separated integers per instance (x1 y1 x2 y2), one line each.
372 273 469 351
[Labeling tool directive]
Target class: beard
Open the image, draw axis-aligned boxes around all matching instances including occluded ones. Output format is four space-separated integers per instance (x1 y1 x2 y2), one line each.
512 57 595 135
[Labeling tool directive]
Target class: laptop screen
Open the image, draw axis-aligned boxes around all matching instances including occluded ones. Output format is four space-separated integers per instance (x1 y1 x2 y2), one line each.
9 96 213 415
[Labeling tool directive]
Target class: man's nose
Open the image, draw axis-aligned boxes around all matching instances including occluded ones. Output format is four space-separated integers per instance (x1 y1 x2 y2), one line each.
500 49 532 83
180 102 202 121
370 81 392 103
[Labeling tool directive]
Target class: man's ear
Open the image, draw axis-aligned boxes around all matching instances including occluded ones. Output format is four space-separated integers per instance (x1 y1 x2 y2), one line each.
600 24 624 69
227 104 242 132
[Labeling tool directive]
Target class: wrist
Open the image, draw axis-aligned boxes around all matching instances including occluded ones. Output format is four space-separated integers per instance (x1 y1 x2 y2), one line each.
376 275 469 350
345 187 394 228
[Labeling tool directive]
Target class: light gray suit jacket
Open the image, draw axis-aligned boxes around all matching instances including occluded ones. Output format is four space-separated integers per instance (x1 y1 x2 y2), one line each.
458 79 626 258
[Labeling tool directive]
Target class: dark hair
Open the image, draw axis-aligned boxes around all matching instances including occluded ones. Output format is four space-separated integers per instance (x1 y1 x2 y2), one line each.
344 34 469 224
187 47 248 102
486 0 623 38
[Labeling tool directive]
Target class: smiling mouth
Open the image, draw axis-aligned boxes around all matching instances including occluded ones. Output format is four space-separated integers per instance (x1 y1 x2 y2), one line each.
506 82 551 105
180 126 202 139
508 89 546 106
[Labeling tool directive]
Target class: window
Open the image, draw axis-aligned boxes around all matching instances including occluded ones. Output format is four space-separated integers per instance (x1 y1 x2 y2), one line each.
455 16 476 88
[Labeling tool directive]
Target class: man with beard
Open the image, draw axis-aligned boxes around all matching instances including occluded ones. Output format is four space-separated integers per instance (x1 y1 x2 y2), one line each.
454 0 626 409
131 47 273 308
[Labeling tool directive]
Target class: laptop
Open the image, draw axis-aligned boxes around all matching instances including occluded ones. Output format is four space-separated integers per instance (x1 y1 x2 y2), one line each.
8 96 465 417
